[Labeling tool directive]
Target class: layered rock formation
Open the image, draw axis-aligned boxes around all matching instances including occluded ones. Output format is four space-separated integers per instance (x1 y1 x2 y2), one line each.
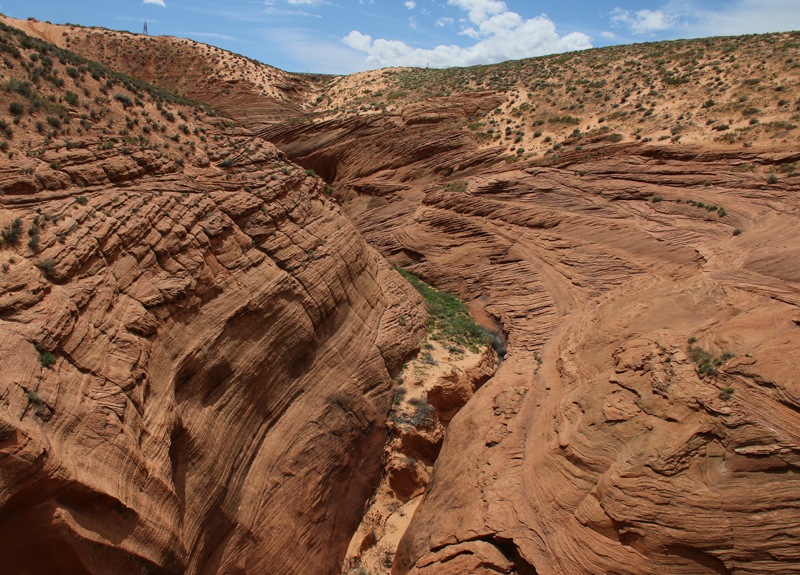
0 27 426 572
378 146 800 575
255 89 800 573
3 14 800 575
259 82 800 574
0 137 427 575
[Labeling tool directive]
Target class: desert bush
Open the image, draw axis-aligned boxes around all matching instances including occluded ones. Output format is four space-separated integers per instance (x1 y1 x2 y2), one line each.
64 91 79 106
441 181 467 193
35 258 56 278
1 217 22 244
410 401 436 427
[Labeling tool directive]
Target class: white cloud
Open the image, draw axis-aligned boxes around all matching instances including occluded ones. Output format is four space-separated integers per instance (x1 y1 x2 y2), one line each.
190 32 238 41
261 27 372 74
610 8 676 34
343 9 591 68
607 0 800 38
143 0 166 7
409 17 418 29
436 16 454 27
686 0 800 36
449 0 507 26
261 0 322 16
601 30 617 39
405 0 416 9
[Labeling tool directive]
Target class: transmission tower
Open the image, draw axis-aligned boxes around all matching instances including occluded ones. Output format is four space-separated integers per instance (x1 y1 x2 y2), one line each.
143 21 148 36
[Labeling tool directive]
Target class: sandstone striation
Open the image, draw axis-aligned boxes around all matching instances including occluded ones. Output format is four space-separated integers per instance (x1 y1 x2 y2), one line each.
0 26 427 574
3 14 800 575
0 142 426 575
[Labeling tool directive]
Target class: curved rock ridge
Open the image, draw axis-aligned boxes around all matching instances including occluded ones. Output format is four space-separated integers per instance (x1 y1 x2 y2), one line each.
4 15 800 575
378 145 800 575
0 36 427 571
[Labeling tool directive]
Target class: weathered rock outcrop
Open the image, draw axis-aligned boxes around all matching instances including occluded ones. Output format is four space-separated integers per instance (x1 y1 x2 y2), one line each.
247 94 800 573
377 146 800 575
0 131 426 574
4 15 800 575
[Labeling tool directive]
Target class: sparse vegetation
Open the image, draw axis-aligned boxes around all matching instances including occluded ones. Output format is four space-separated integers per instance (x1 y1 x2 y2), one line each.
688 345 734 377
441 181 467 193
0 217 23 244
395 268 487 352
35 258 56 278
38 352 56 368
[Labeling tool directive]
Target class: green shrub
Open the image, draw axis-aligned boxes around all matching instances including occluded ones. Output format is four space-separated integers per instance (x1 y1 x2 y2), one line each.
1 217 23 244
767 173 779 184
5 79 33 99
395 268 487 351
304 168 316 177
9 101 23 115
38 350 56 368
441 181 467 193
35 258 56 278
548 115 581 125
64 91 79 106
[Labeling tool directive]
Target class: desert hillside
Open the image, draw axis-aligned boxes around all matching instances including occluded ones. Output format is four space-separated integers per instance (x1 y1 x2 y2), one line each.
1 13 800 575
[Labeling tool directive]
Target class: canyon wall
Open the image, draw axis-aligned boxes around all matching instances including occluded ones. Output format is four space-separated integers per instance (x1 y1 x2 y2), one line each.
2 16 800 575
0 124 425 574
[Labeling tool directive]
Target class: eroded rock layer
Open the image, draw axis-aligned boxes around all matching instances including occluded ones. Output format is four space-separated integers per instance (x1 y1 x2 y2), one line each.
0 135 426 575
374 145 800 575
2 15 800 575
252 93 800 574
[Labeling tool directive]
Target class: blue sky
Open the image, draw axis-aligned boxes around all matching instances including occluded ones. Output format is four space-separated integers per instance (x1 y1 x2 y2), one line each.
4 1 800 74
